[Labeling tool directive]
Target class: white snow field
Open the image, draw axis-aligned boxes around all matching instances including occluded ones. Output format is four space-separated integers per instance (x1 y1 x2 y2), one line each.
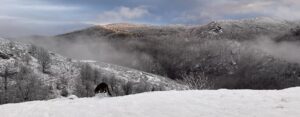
0 88 300 117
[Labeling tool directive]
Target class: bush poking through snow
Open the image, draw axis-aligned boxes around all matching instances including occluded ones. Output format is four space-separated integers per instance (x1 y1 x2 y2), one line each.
181 72 213 89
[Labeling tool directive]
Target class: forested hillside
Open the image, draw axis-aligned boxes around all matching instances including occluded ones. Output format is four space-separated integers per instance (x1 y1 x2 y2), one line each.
45 18 300 89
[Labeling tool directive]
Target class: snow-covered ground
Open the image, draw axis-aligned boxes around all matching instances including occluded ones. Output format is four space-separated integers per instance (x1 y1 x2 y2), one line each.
0 88 300 117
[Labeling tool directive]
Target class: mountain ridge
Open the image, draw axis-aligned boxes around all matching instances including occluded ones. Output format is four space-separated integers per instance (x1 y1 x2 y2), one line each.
50 18 300 90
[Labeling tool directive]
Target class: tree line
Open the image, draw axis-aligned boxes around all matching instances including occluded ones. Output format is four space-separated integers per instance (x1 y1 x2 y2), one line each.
0 44 51 104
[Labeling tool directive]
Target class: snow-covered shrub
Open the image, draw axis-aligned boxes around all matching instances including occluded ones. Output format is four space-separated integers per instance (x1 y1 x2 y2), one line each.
181 72 212 89
60 88 69 97
67 95 78 100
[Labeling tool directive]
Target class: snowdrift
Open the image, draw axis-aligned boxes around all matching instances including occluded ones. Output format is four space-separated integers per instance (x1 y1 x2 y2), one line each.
0 88 300 117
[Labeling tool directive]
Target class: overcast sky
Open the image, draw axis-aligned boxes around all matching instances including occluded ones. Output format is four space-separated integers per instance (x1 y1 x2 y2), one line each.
1 0 300 37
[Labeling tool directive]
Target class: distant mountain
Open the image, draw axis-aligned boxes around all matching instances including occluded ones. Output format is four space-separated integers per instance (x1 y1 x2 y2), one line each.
103 23 148 32
57 17 299 41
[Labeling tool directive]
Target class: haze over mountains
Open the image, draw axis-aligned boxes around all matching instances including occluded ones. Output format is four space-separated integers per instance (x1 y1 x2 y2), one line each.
2 0 300 116
2 0 300 117
1 16 300 117
8 17 300 90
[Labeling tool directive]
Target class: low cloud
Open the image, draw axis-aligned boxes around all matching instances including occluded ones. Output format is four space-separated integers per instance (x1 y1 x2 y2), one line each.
175 0 300 23
252 37 300 64
0 0 82 13
87 6 150 25
0 0 87 37
2 0 300 37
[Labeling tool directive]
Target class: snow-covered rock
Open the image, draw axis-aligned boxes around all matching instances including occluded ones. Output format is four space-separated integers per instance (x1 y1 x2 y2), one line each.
0 87 299 117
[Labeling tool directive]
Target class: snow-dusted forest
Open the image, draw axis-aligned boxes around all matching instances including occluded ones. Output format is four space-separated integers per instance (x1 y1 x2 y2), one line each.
1 0 300 117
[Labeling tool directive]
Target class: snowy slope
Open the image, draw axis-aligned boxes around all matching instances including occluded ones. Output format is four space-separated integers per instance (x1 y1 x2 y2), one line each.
1 88 300 117
0 37 188 99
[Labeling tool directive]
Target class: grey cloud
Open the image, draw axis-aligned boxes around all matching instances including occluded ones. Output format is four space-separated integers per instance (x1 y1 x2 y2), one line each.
1 0 300 37
92 6 150 24
252 37 300 64
175 0 300 23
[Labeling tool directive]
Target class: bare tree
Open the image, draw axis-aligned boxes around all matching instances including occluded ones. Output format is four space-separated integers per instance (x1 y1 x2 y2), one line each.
56 76 69 97
29 45 51 73
28 44 38 57
22 53 31 65
0 66 50 104
37 48 51 73
105 75 119 96
0 64 17 103
15 66 49 101
75 63 96 97
123 81 134 95
181 72 212 89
